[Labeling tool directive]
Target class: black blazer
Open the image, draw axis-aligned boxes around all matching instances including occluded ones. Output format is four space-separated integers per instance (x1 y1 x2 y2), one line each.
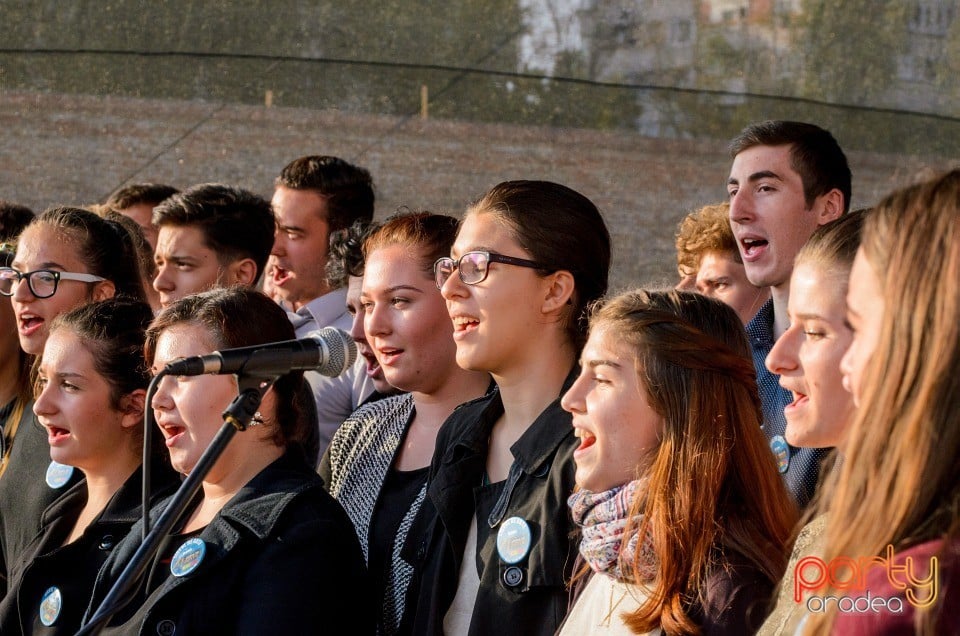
84 450 373 636
399 370 580 636
0 459 178 635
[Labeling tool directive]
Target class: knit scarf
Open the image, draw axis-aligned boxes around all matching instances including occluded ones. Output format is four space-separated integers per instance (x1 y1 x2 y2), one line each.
568 479 657 583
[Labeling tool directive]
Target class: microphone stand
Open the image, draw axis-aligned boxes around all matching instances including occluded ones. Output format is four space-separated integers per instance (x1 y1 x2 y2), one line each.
77 373 276 636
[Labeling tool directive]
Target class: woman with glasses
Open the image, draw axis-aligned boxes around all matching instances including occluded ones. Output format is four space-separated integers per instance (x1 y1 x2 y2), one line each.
0 299 178 635
401 180 611 636
0 206 145 593
320 212 490 636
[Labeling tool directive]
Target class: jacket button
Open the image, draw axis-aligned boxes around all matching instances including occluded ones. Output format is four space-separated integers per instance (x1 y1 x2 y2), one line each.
98 535 115 551
156 619 176 636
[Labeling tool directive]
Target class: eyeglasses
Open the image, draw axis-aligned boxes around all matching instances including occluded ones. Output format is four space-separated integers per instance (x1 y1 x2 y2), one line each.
433 251 546 289
0 267 107 299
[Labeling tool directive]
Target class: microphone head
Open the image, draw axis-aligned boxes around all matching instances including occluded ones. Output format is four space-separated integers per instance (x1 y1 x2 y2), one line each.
309 327 357 377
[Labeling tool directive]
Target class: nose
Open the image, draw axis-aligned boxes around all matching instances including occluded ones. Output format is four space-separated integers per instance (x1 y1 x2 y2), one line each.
439 267 467 301
33 379 56 417
839 341 854 388
349 307 366 344
728 190 753 225
11 275 32 302
364 302 390 339
765 325 800 377
151 375 176 413
270 232 286 257
153 264 173 293
560 374 587 415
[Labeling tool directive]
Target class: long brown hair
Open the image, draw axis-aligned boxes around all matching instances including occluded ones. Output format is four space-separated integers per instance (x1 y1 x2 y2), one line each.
805 169 960 634
590 290 798 635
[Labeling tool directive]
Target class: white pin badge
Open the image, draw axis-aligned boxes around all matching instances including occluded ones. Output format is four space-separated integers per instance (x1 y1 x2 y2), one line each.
45 461 74 489
39 586 62 626
496 517 532 565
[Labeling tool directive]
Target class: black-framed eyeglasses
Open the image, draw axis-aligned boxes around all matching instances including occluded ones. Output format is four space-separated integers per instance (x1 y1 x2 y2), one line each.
0 267 107 299
433 251 547 289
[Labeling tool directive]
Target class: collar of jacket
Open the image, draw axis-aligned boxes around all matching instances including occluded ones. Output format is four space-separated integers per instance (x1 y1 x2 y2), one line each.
438 365 578 478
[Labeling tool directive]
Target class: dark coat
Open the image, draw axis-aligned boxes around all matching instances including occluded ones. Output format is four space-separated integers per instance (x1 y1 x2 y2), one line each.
0 409 83 595
83 450 373 636
0 459 179 635
399 371 579 636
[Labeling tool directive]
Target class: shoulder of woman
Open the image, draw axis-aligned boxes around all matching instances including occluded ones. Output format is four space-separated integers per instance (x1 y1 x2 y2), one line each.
698 552 775 636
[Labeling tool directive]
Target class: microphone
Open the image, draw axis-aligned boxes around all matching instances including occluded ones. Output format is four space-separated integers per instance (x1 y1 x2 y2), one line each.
163 327 357 378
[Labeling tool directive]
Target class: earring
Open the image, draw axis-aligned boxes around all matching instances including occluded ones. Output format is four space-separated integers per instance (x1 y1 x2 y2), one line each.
250 412 264 427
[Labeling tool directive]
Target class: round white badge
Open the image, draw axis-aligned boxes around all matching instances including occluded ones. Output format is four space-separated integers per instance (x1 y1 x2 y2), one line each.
39 586 62 626
496 517 532 565
45 461 74 489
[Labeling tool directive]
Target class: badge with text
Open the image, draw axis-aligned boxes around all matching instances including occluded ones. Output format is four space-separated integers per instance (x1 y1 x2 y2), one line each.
770 435 790 474
170 537 206 577
45 461 74 489
39 586 62 626
496 516 532 565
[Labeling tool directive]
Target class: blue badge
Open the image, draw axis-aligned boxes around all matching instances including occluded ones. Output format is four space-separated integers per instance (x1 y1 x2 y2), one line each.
170 537 206 577
39 586 62 626
496 517 532 565
770 435 790 474
45 461 74 489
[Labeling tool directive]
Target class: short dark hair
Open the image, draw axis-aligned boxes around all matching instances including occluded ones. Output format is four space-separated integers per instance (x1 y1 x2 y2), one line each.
153 184 275 282
325 219 378 288
104 183 179 211
730 120 852 212
275 156 375 232
0 200 36 242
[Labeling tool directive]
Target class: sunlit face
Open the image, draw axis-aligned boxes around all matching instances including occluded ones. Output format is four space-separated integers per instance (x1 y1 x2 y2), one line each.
766 262 855 449
840 249 885 407
153 225 240 308
440 212 554 376
362 245 457 394
150 322 247 476
728 145 824 290
11 225 112 355
561 325 662 492
34 328 137 472
694 250 768 325
347 274 390 394
269 186 331 310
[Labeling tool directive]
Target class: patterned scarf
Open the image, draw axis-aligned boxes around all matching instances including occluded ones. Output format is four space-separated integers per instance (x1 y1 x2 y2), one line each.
568 479 657 582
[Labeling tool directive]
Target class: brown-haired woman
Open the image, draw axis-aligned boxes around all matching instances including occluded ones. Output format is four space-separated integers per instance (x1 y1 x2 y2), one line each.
83 287 371 635
401 180 611 635
559 290 797 635
320 212 490 635
802 170 960 634
0 298 177 635
0 206 146 592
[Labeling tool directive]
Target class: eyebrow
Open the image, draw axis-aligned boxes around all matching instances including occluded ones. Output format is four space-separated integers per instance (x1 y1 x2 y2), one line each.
10 260 68 270
452 246 495 257
586 359 621 370
362 284 425 297
276 222 305 233
728 169 783 186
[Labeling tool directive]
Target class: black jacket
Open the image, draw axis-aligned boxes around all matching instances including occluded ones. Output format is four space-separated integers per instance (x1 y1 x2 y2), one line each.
399 370 579 636
0 459 179 635
0 409 83 595
83 450 373 636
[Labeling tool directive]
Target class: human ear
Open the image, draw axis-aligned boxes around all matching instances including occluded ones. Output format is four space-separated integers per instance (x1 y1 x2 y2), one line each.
816 188 845 225
228 258 259 287
540 270 576 314
119 389 147 429
92 280 117 302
